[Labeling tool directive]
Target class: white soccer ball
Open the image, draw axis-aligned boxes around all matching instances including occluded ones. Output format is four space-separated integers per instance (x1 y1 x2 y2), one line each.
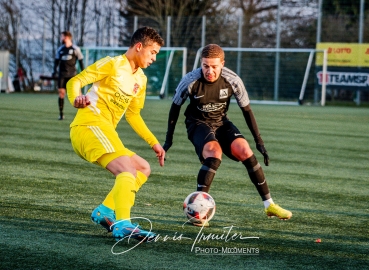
183 191 216 223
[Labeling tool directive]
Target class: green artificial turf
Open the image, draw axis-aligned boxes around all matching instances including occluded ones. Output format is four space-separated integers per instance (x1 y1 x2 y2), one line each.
0 93 368 269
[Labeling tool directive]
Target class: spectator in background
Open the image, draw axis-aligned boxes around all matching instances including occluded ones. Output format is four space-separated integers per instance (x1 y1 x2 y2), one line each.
17 67 25 91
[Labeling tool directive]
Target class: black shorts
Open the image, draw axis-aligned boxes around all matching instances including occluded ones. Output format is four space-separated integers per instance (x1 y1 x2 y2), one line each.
186 120 245 162
58 77 73 89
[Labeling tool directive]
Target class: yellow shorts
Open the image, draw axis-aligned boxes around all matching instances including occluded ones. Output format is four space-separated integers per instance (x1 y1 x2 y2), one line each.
70 125 135 168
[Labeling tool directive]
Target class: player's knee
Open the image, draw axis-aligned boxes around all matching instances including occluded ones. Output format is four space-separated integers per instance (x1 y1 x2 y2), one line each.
58 89 66 98
110 166 136 177
233 149 254 161
138 160 151 177
203 149 222 159
236 151 253 161
142 165 151 177
203 142 222 159
231 139 253 161
105 156 136 176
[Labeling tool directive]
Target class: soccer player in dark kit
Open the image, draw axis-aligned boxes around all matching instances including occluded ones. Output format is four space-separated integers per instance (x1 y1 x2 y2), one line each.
163 44 292 226
53 31 84 120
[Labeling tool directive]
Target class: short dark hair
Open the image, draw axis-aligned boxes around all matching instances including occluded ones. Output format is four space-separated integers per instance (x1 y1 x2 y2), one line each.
201 44 224 61
61 31 72 39
130 26 164 48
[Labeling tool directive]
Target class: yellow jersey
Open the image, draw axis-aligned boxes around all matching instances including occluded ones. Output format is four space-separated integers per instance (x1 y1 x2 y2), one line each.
67 54 159 147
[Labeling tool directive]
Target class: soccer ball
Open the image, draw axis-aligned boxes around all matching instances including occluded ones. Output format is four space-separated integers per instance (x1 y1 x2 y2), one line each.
183 191 216 223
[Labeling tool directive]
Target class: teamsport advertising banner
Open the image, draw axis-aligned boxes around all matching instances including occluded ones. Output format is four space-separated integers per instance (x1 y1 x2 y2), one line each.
315 66 369 91
315 43 369 91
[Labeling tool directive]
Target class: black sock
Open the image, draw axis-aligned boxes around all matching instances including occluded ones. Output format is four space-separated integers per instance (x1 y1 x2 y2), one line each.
197 157 221 193
58 98 64 117
242 155 270 200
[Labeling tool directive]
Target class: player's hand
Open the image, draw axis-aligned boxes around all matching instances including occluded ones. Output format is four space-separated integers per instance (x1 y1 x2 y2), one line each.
152 143 165 167
73 95 90 108
256 143 269 166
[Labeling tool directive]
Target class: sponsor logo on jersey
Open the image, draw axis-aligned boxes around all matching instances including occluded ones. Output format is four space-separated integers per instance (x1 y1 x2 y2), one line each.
61 55 72 61
219 88 228 99
115 91 130 103
133 83 139 94
110 97 126 110
194 94 204 99
197 102 227 112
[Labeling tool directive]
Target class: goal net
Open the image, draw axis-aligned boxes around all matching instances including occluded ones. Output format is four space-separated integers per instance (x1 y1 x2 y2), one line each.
193 48 328 105
80 46 187 98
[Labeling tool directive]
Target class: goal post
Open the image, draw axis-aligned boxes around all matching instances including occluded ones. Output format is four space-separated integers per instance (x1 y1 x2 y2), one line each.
298 49 328 106
193 47 328 106
80 46 187 97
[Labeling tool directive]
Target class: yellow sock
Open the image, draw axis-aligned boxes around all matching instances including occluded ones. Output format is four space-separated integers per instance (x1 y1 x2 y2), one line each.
135 171 148 191
101 172 147 217
102 189 115 210
114 172 136 221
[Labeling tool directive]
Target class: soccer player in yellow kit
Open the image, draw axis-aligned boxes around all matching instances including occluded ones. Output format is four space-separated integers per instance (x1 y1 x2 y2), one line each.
67 27 165 242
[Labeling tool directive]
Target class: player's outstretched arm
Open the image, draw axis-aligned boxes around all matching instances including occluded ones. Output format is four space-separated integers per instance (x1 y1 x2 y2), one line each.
125 109 161 149
241 105 269 166
163 103 181 152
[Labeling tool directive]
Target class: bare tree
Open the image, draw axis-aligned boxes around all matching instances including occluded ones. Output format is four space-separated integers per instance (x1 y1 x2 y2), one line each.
0 0 321 91
229 0 317 48
51 0 56 52
0 0 126 86
0 0 31 90
117 0 222 48
79 0 89 46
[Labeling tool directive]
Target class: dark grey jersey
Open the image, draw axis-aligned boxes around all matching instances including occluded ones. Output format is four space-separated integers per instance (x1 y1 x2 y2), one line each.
55 44 84 77
172 67 250 124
